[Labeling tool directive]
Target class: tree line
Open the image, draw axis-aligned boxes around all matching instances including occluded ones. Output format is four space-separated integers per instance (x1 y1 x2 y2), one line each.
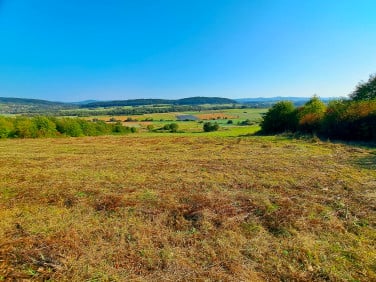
0 116 136 139
261 74 376 141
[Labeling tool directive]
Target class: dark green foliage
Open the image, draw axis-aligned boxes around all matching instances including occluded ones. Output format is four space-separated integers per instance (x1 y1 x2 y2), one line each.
84 97 237 108
261 95 376 142
0 116 136 139
350 74 376 101
169 123 179 132
56 118 84 137
239 119 253 126
162 123 179 132
203 122 219 132
260 101 297 133
175 97 236 105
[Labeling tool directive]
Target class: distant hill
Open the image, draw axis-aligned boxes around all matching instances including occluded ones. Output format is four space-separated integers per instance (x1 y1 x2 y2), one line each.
0 96 238 115
174 97 236 105
0 97 70 106
0 97 75 114
235 97 337 107
70 100 99 105
84 97 237 108
0 95 341 115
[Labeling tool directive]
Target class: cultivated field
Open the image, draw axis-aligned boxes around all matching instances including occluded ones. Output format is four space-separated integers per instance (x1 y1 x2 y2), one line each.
84 108 267 133
0 135 375 281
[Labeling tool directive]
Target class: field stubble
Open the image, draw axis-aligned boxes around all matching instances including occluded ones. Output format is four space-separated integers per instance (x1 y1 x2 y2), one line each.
0 135 375 281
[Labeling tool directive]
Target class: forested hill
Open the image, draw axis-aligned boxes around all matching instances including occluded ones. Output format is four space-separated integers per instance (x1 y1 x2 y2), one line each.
83 97 237 108
0 97 69 106
0 97 75 114
0 96 238 114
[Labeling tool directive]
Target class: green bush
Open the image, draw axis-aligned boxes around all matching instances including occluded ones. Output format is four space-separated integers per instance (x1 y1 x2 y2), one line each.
56 118 84 137
0 117 15 138
32 116 57 137
14 118 38 138
203 122 219 132
321 99 376 141
297 96 326 133
260 101 297 133
162 123 179 132
0 116 138 139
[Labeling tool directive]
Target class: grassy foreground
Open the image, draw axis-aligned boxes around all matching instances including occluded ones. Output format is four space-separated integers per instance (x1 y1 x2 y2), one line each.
0 135 375 281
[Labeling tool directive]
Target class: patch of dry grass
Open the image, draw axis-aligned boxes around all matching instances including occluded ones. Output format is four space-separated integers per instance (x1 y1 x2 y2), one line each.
0 136 375 281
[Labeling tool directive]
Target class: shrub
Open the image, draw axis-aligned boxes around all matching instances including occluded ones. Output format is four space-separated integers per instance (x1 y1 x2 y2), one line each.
56 118 84 137
261 101 297 133
203 122 219 132
322 99 376 141
163 123 179 132
297 96 326 133
169 123 179 132
14 118 38 138
32 116 57 137
239 119 253 126
0 117 15 138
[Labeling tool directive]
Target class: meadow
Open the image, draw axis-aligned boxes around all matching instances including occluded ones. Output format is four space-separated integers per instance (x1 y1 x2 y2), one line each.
85 108 266 135
0 133 375 281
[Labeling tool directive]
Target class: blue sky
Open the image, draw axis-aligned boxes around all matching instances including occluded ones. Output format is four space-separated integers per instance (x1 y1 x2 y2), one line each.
0 0 376 101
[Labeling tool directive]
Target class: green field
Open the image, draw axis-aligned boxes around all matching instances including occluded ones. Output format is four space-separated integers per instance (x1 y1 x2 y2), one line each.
0 134 375 281
88 107 267 134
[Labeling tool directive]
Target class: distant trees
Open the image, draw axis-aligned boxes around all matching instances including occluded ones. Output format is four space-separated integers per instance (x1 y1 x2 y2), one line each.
163 123 179 132
0 116 136 139
203 122 219 132
260 74 376 142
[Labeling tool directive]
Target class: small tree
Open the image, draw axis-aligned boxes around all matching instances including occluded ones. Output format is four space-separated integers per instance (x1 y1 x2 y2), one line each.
297 95 326 133
169 123 179 132
0 117 14 138
14 118 38 138
32 116 57 137
163 123 178 132
203 122 219 132
260 101 297 133
146 124 154 131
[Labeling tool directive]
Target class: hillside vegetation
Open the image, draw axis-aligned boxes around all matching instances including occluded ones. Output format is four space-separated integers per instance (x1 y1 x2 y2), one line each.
0 96 238 115
0 116 136 138
261 74 376 142
0 136 375 281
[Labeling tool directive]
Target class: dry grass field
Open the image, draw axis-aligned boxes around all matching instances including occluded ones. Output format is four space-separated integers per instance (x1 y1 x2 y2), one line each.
0 135 375 281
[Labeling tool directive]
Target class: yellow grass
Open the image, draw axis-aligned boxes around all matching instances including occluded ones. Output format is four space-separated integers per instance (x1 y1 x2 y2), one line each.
0 136 375 281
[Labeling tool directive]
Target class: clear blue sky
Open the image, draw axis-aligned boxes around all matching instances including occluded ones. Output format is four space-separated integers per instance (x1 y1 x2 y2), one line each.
1 0 376 102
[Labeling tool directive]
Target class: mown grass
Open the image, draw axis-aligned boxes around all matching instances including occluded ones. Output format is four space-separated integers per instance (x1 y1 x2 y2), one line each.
0 135 375 281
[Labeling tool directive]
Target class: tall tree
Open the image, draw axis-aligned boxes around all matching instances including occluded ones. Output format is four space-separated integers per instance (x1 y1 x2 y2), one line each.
350 74 376 101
